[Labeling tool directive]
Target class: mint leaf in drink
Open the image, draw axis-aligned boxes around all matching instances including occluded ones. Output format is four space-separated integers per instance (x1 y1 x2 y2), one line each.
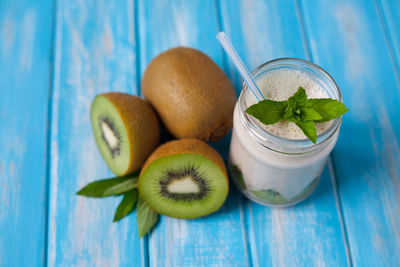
308 98 349 122
245 100 288 125
113 190 138 222
300 107 323 121
244 86 349 143
288 87 307 108
283 108 295 121
137 197 159 238
295 120 317 143
285 87 311 123
77 174 138 197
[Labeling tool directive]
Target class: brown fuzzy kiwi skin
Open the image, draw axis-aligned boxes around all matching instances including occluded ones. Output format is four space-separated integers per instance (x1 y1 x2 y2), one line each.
141 47 237 142
139 139 228 180
100 92 160 174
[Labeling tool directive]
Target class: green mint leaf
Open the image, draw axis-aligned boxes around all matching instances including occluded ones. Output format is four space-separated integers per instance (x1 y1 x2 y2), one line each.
288 87 307 108
283 109 294 120
308 98 349 122
113 190 138 222
76 174 138 198
245 100 288 125
295 120 317 143
285 113 300 123
137 197 159 238
245 86 349 143
300 107 323 121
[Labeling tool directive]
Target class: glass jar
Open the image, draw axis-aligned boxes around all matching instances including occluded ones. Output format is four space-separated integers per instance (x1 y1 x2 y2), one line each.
228 58 342 207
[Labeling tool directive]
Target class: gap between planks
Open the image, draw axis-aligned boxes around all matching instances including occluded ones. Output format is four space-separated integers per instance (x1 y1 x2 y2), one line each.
44 0 60 266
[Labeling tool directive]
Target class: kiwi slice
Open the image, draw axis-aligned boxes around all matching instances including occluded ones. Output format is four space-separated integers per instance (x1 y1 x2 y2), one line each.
91 92 160 176
228 161 247 190
250 189 287 204
138 139 229 219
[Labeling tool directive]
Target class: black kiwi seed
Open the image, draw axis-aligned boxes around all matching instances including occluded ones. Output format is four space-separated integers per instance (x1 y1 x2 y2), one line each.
98 115 121 158
158 165 210 202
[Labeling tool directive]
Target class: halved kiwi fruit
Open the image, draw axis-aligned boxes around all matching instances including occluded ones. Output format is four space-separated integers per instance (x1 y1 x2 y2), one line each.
138 139 229 219
91 92 160 176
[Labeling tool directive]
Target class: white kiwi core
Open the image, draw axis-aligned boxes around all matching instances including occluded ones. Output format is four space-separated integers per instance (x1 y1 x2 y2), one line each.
101 121 119 150
167 175 200 193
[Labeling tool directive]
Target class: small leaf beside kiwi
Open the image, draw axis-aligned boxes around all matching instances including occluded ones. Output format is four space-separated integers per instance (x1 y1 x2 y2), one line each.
77 174 138 198
137 197 159 238
113 190 138 222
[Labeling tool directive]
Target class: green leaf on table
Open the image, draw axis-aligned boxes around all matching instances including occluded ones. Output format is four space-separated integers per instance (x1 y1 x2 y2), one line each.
295 120 317 143
113 189 138 222
76 174 138 197
308 98 349 122
245 99 288 125
137 197 159 238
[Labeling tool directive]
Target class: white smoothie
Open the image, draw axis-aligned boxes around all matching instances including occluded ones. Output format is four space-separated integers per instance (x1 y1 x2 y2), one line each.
248 68 332 139
229 67 339 206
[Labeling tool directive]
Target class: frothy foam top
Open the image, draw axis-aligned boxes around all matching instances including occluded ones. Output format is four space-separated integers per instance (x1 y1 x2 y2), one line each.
248 68 332 140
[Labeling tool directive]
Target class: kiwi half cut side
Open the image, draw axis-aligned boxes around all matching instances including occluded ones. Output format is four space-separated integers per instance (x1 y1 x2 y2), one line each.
91 92 160 176
138 139 229 219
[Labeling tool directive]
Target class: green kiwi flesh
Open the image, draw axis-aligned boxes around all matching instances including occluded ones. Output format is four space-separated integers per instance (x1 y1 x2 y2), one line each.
139 153 228 219
91 95 131 175
90 93 160 176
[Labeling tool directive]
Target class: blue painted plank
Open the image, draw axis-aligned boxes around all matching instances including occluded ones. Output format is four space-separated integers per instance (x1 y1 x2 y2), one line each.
379 0 400 85
219 0 349 265
0 0 53 266
47 0 145 266
137 0 251 266
301 0 400 265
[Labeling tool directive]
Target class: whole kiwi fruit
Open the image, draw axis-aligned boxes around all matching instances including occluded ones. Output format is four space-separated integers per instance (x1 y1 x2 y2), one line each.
141 47 237 142
138 139 229 219
90 92 160 176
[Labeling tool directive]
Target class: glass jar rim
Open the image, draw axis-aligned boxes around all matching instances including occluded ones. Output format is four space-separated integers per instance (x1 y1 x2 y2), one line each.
238 57 342 154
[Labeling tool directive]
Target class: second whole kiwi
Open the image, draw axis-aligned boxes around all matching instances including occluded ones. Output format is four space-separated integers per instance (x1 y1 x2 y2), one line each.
142 47 237 142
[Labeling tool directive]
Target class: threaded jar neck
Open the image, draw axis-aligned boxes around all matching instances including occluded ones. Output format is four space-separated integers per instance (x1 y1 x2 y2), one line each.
238 58 342 155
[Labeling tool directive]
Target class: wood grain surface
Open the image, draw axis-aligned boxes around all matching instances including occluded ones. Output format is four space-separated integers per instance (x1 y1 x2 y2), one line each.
0 0 399 266
47 0 144 266
0 0 53 266
302 0 400 265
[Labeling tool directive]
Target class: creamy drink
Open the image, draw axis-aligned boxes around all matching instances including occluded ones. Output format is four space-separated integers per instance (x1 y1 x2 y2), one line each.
229 58 342 206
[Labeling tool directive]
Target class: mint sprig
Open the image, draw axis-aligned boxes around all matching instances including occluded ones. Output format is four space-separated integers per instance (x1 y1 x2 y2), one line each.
245 100 288 125
77 173 159 238
245 87 349 143
76 174 138 197
113 190 138 222
137 197 159 238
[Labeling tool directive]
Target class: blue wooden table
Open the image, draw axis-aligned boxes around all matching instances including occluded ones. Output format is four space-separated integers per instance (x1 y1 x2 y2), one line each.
1 0 399 266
